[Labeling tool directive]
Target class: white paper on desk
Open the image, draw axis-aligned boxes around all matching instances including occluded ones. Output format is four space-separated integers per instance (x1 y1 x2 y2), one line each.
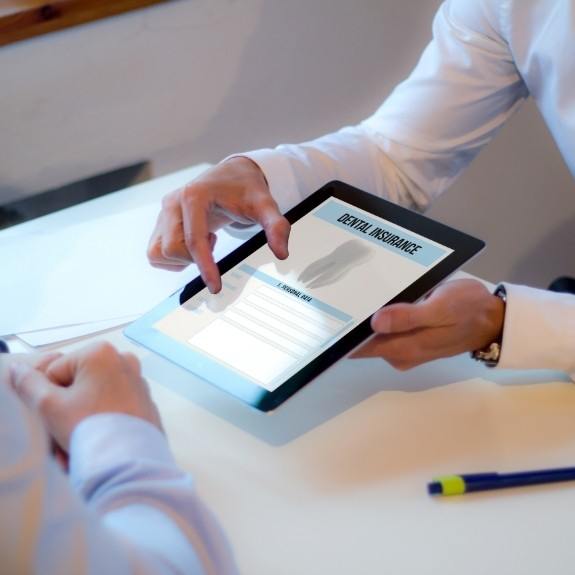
0 203 244 336
17 315 139 347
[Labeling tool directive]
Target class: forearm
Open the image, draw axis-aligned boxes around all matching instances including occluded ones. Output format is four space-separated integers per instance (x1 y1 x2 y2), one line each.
242 0 527 215
245 124 437 213
1 400 235 574
70 414 236 575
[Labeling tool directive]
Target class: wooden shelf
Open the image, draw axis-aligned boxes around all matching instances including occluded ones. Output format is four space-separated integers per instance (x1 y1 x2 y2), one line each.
0 0 172 47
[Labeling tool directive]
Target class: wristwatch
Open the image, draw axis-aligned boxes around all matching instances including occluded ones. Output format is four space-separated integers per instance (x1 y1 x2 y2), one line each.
471 284 507 367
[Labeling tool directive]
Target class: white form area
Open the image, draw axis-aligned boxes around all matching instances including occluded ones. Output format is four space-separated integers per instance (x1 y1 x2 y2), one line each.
188 285 345 389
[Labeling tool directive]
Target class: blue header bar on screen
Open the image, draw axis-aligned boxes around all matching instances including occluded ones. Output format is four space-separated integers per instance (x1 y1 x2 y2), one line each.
313 200 448 266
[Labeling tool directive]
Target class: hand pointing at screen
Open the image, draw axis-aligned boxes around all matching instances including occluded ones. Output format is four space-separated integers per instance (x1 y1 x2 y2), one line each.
147 157 290 294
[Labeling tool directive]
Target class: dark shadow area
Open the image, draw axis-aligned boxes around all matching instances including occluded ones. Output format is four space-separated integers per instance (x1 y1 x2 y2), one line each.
0 161 150 230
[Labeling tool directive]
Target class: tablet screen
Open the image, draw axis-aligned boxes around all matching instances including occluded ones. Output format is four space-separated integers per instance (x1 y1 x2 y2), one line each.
152 196 452 394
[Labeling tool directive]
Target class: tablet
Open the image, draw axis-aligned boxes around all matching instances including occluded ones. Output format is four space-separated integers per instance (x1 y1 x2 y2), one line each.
125 181 484 411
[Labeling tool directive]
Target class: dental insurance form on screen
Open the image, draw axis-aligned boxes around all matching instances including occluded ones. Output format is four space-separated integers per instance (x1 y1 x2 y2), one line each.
154 197 452 392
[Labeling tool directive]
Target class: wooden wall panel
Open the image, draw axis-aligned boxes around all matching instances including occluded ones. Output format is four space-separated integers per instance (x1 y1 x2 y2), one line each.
0 1 172 46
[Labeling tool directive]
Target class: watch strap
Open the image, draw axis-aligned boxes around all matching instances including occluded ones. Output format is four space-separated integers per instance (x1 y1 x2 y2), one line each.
471 284 507 367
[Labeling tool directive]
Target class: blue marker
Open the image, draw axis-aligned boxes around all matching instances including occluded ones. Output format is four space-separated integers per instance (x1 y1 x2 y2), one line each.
428 466 575 496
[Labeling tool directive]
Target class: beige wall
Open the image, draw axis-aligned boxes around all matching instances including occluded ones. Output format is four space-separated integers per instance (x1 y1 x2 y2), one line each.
1 0 573 286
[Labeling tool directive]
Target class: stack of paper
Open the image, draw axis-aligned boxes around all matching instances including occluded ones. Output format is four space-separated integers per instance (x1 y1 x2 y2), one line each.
1 202 243 346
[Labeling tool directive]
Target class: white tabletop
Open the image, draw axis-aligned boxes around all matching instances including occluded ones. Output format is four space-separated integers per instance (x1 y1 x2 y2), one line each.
7 167 575 574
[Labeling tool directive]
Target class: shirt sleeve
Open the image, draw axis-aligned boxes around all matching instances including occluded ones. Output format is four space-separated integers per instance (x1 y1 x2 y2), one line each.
498 284 575 379
0 383 237 575
241 0 527 213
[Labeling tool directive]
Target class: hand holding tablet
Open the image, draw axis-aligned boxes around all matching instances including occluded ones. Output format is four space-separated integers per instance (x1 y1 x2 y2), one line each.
130 181 484 411
353 278 505 370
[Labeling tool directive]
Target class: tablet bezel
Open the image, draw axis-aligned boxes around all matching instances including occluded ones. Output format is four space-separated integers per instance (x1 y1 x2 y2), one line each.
125 180 484 411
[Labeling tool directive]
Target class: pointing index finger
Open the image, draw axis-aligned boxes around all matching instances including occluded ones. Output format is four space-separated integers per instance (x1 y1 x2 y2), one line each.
181 193 222 294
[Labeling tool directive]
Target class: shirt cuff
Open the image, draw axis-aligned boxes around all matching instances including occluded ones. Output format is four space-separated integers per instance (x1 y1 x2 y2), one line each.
69 413 175 497
235 149 302 214
498 283 575 379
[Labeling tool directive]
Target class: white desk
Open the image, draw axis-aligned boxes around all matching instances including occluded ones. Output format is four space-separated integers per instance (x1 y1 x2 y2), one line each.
6 168 575 574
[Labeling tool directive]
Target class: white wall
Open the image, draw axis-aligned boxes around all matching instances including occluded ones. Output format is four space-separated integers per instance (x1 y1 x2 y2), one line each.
1 0 573 287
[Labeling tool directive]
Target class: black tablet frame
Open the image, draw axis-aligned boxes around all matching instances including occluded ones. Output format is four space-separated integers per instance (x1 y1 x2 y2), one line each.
125 181 484 411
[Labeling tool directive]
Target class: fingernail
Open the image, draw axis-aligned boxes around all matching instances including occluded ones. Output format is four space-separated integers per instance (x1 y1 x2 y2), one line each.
373 312 391 333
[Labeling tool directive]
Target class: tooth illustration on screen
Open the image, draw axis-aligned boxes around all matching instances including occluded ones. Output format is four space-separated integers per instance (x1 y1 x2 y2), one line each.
298 239 375 289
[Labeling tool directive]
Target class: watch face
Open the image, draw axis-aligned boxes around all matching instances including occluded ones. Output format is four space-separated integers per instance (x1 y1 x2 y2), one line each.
472 342 501 367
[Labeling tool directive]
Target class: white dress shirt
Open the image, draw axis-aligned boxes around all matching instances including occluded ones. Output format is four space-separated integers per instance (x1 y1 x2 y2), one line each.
0 379 237 575
242 0 575 378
